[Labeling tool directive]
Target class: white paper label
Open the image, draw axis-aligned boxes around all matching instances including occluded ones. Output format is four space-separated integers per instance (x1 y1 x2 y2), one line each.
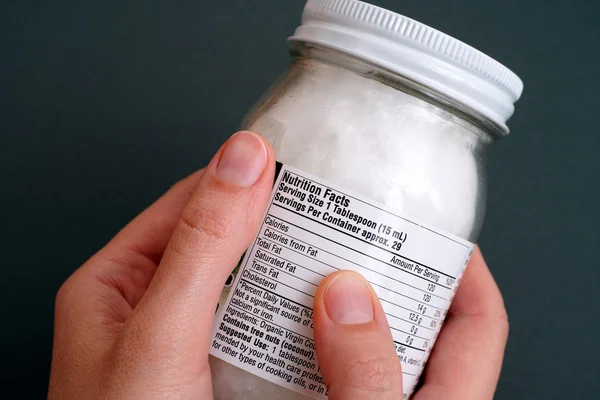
210 163 474 399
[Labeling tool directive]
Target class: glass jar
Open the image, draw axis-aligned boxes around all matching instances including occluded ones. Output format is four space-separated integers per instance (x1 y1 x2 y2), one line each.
210 1 522 399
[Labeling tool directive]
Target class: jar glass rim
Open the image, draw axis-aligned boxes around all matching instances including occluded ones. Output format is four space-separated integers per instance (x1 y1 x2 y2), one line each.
289 42 505 139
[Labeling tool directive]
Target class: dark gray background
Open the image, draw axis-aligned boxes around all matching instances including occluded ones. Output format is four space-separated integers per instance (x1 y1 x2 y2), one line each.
1 0 598 398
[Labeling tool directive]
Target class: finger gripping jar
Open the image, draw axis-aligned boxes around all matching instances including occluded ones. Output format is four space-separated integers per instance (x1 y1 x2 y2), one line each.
209 0 523 399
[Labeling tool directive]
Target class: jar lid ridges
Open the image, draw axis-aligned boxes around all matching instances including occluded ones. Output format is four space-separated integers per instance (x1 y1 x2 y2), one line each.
302 0 522 100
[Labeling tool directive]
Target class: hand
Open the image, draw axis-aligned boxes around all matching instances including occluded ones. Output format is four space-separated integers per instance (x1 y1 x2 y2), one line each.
49 131 508 400
312 248 509 400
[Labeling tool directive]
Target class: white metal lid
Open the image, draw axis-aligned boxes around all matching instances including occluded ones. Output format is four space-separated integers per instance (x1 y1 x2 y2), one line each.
289 0 523 134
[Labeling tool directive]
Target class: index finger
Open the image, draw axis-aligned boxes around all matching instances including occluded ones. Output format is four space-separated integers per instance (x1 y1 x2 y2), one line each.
414 247 509 400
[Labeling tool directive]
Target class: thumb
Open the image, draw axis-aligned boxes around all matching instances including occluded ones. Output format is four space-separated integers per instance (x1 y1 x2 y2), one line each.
110 131 275 394
313 271 404 399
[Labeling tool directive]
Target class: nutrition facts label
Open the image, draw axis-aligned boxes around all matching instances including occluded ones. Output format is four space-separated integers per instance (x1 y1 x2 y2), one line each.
210 163 474 399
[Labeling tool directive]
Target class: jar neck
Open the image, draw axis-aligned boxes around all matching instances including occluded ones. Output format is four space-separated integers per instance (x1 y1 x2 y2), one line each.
289 42 503 139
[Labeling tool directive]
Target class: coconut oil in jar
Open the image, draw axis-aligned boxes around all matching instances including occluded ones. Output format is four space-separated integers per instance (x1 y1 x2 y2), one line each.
209 1 523 399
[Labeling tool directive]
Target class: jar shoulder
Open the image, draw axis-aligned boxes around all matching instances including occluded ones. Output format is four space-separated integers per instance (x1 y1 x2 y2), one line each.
242 64 490 242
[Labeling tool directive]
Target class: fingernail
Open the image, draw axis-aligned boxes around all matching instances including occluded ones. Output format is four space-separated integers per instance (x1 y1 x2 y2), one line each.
216 132 267 187
325 271 374 325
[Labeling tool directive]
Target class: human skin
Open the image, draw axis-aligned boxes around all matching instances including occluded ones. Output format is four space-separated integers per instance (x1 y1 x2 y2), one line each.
49 131 508 400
